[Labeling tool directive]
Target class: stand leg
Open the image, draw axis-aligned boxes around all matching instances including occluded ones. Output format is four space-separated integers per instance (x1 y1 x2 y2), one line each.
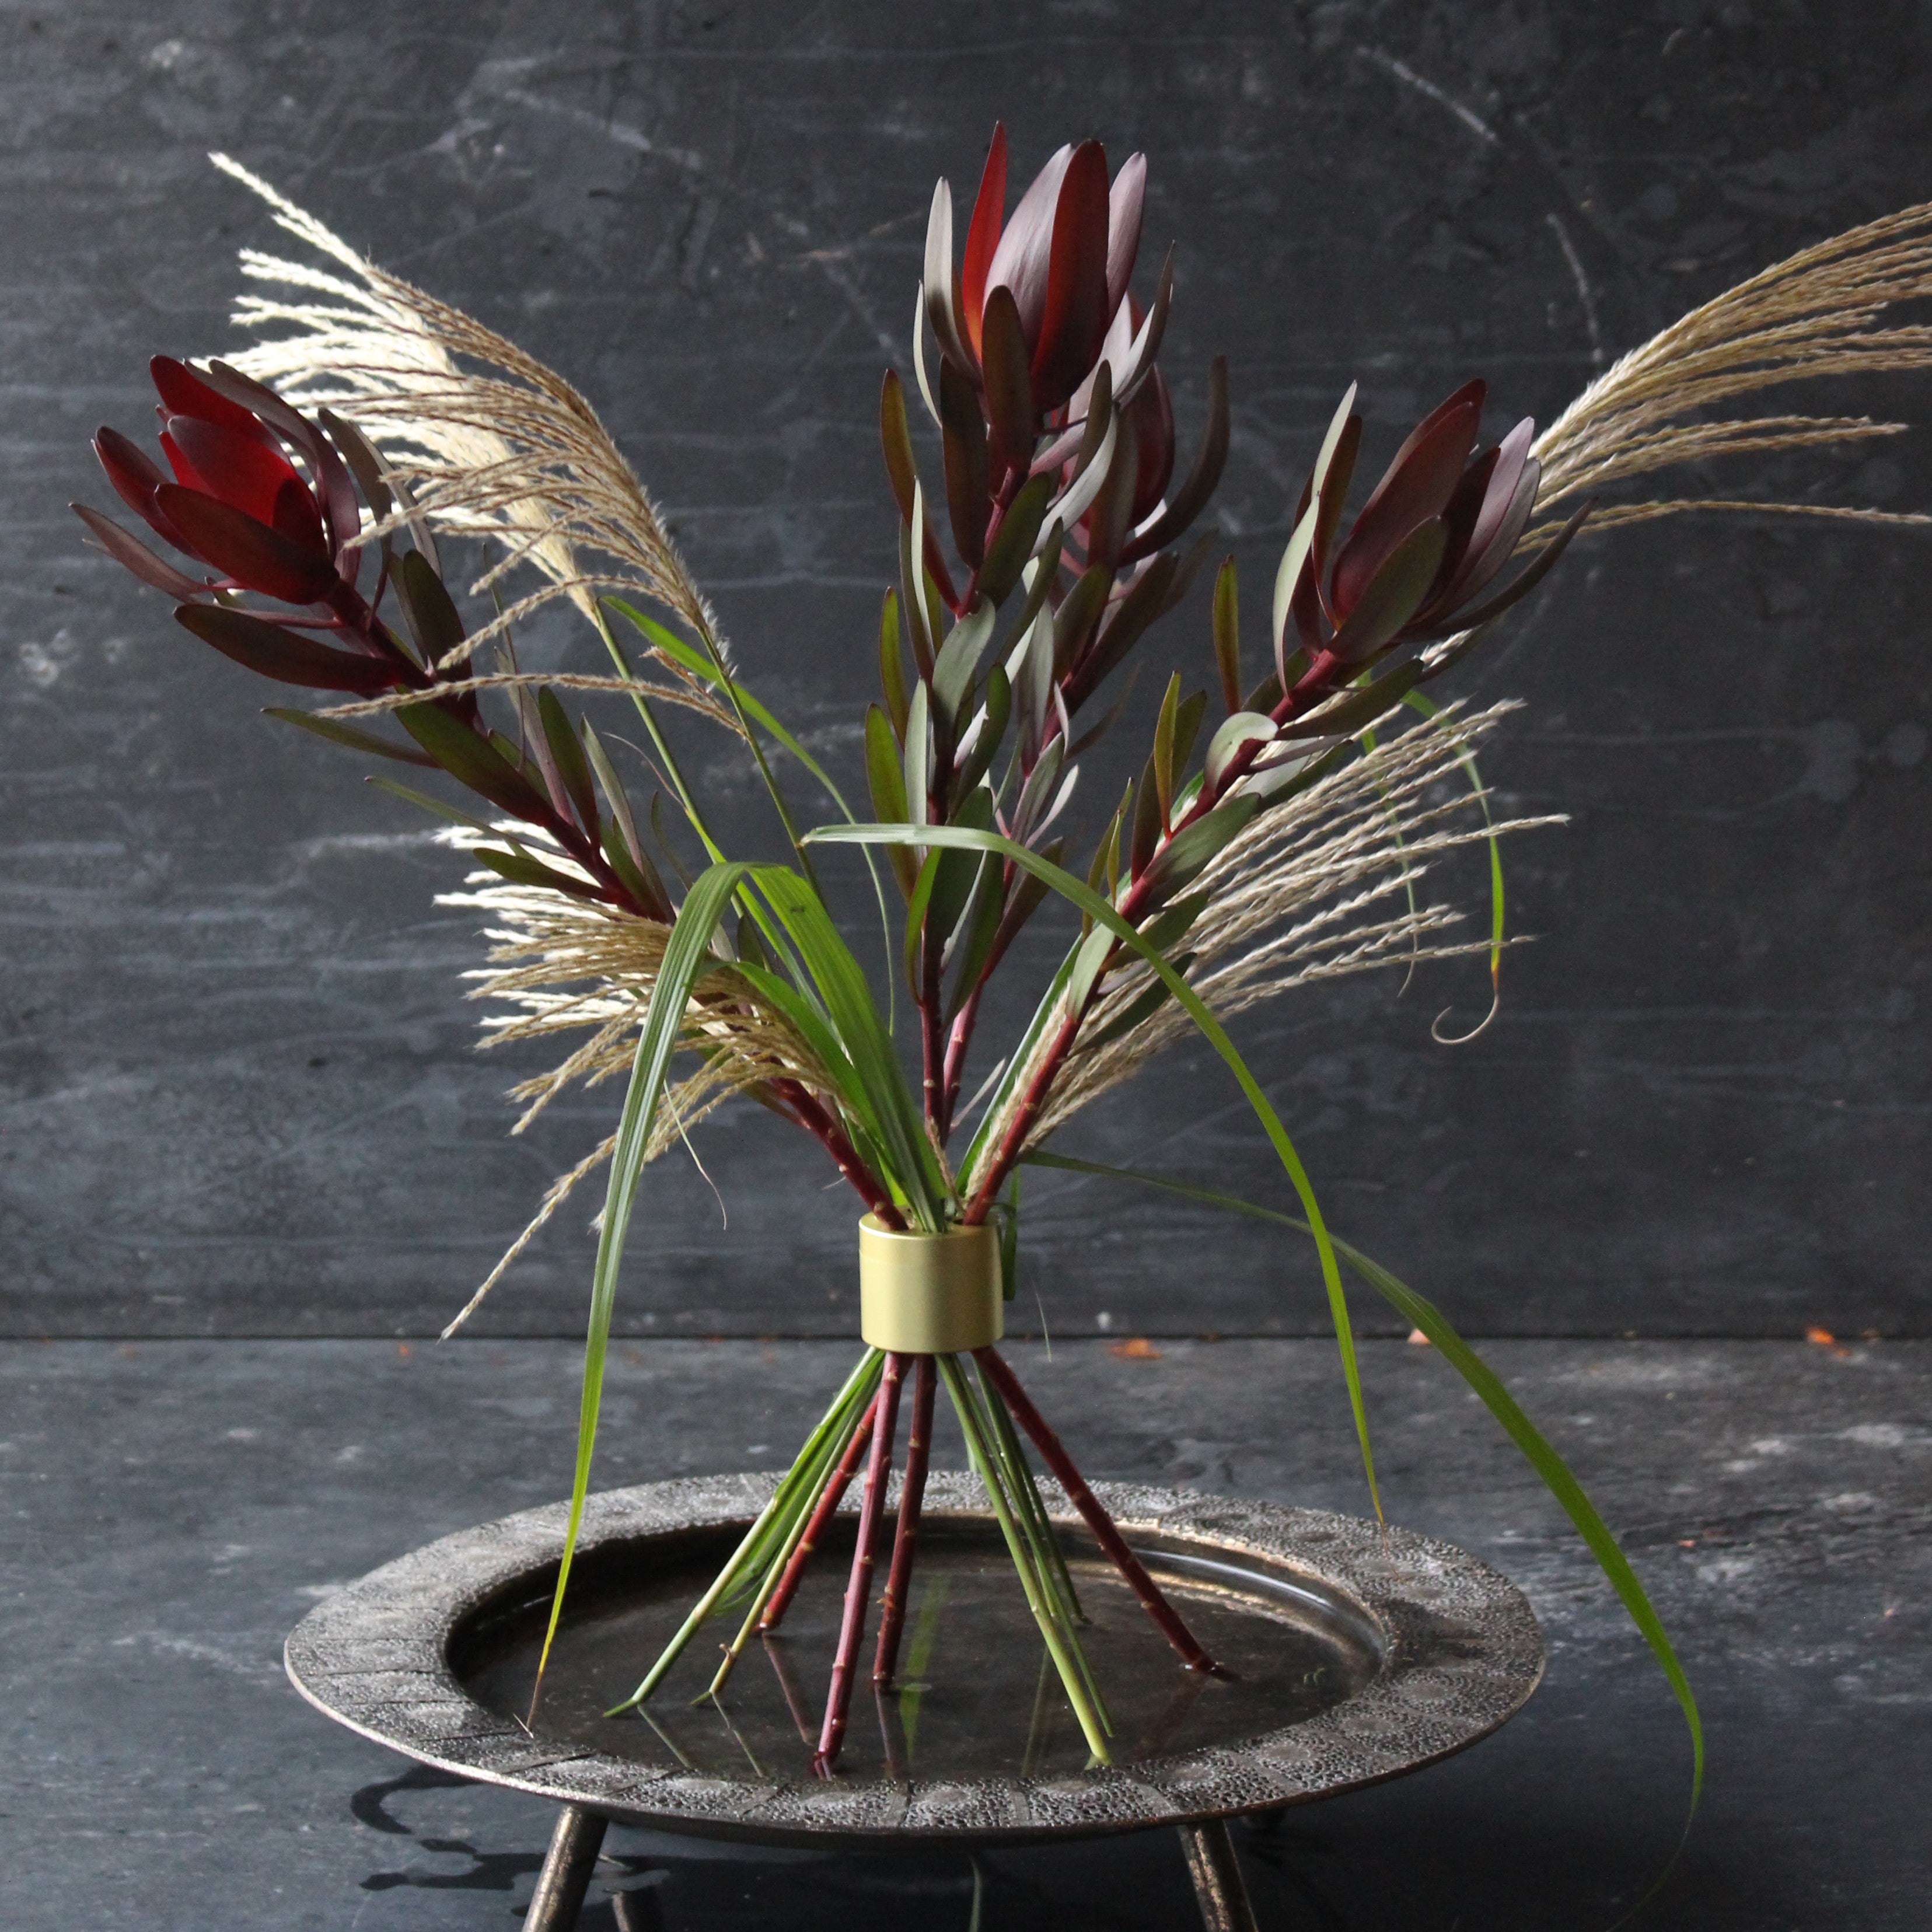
527 1805 607 1932
1178 1820 1259 1932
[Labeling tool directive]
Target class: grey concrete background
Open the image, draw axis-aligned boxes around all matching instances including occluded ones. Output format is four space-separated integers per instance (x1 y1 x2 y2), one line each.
6 0 1932 1342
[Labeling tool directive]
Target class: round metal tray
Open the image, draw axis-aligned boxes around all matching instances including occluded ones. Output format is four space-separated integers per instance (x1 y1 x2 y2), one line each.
285 1473 1543 1847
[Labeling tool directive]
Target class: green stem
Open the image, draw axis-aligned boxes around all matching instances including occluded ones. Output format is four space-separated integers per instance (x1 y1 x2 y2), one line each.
610 1348 883 1713
936 1354 1112 1763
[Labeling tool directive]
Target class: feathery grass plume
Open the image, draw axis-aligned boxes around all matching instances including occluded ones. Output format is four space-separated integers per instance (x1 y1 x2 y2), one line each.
1527 198 1932 541
969 702 1555 1172
207 152 735 696
432 827 836 1334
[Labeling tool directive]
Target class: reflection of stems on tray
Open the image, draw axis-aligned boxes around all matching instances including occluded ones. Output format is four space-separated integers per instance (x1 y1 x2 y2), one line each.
704 1690 767 1779
896 1574 949 1760
1136 1662 1211 1758
640 1707 695 1772
874 1683 909 1782
760 1634 816 1750
1021 1645 1060 1777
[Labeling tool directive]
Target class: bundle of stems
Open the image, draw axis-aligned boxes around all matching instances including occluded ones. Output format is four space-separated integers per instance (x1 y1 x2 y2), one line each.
75 130 1932 1788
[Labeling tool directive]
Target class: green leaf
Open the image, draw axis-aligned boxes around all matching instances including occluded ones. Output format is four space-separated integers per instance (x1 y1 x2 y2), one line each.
1212 557 1242 712
1078 950 1195 1052
1280 654 1426 740
264 705 434 766
865 704 918 899
1053 564 1113 677
903 683 931 830
393 548 466 665
932 601 997 729
808 819 1381 1514
533 860 755 1699
879 589 910 739
755 865 948 1225
1019 1145 1703 1822
977 474 1052 608
1152 672 1181 823
1204 711 1277 791
955 665 1011 798
925 785 994 955
1140 794 1262 902
538 689 599 834
395 700 548 823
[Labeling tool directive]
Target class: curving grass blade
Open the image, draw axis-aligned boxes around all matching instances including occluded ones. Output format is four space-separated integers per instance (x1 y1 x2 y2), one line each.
529 859 754 1713
1018 1145 1703 1823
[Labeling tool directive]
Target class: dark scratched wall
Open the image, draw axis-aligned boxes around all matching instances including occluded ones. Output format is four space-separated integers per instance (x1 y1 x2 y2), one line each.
4 1 1930 1339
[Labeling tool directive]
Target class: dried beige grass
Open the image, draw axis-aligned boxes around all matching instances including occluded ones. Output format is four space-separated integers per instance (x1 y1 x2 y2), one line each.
969 703 1557 1183
431 828 835 1333
207 153 734 711
1527 199 1932 541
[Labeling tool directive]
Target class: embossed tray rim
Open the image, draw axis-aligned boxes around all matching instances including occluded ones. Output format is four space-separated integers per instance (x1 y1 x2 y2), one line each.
285 1473 1544 1846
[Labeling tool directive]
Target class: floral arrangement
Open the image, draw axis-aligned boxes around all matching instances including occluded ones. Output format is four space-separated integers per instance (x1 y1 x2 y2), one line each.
77 129 1932 1782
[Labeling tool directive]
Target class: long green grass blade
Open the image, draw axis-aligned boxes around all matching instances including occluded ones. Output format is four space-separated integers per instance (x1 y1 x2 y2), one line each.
809 821 1381 1515
530 859 753 1710
754 865 949 1225
1018 1145 1703 1815
606 596 899 1021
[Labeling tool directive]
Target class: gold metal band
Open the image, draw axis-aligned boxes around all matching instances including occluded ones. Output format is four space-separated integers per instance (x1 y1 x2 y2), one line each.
857 1215 1004 1354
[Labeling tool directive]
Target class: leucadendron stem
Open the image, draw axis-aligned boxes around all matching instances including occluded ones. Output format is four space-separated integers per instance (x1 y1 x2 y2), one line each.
976 1346 1220 1675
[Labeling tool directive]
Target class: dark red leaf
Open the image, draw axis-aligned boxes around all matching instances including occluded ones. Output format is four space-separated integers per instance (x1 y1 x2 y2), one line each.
174 602 398 691
879 369 918 524
1117 356 1229 564
164 416 322 547
92 427 186 545
1329 380 1484 618
1127 365 1175 522
1442 418 1535 604
71 503 208 598
202 361 362 564
979 284 1035 475
984 142 1073 345
1031 140 1113 410
960 123 1008 357
1327 519 1448 663
155 484 336 603
149 357 277 448
1449 494 1589 629
1104 151 1147 323
937 356 990 568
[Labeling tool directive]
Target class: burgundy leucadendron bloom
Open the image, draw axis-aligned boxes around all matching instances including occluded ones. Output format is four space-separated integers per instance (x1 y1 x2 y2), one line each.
85 355 364 611
944 124 1147 417
1278 378 1587 688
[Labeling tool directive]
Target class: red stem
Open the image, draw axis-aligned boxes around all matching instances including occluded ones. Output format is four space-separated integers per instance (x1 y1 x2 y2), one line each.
973 1347 1220 1674
815 1353 904 1774
873 1355 935 1686
760 1391 879 1633
960 648 1359 1222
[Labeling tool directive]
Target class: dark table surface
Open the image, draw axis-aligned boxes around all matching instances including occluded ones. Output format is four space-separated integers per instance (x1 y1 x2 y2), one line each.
5 1335 1926 1930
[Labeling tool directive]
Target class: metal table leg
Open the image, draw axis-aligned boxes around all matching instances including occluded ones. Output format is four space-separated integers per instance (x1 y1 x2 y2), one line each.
1178 1819 1260 1932
527 1804 608 1932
